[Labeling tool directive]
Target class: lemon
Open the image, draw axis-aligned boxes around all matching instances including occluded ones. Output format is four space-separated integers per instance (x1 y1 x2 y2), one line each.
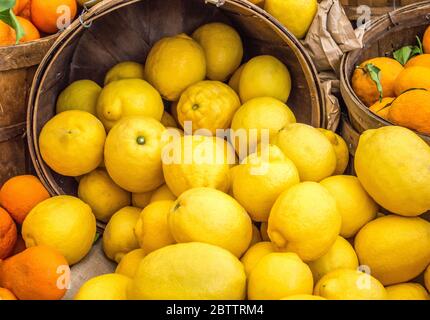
177 80 240 134
425 265 430 292
239 55 291 103
56 80 101 115
386 283 429 300
22 195 96 265
355 126 430 216
308 236 359 283
248 252 313 300
149 184 176 202
74 274 131 300
103 206 141 263
135 200 176 254
228 64 245 93
78 169 131 222
281 295 326 300
115 249 146 278
162 135 235 196
169 188 252 257
160 112 178 128
96 79 164 131
192 23 243 81
128 242 246 300
104 61 145 85
354 215 430 285
320 175 378 238
318 128 349 175
105 116 166 193
264 0 317 39
250 224 262 246
314 269 387 300
274 123 336 182
39 110 106 177
240 241 276 276
231 145 300 222
260 222 269 241
145 34 206 101
132 191 153 208
268 182 341 261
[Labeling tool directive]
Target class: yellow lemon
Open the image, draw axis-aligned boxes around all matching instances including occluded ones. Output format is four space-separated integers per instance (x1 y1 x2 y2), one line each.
317 128 349 175
169 188 252 257
386 283 429 300
96 79 164 131
192 22 243 81
248 252 313 300
39 110 106 177
56 80 101 115
240 241 276 276
260 222 270 241
274 123 336 182
160 112 178 128
162 135 235 196
22 195 96 265
264 0 317 39
128 242 246 300
135 200 176 254
268 182 341 261
104 116 166 193
145 34 206 101
104 61 145 85
115 249 146 278
103 206 141 263
425 265 430 292
132 190 153 209
74 274 131 300
308 236 359 283
320 175 378 238
281 295 326 300
78 169 131 222
149 184 176 203
239 55 291 103
354 215 430 285
314 269 387 300
177 80 240 134
228 64 245 93
231 145 300 222
250 224 262 247
355 126 430 216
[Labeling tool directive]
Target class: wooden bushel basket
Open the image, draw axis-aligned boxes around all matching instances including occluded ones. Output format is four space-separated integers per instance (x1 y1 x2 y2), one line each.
340 1 430 145
339 0 422 20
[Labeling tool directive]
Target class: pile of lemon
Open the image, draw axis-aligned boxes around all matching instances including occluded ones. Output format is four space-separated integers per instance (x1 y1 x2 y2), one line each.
29 22 430 300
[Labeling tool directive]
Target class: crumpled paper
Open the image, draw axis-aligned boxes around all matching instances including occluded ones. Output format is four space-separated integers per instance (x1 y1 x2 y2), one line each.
319 71 341 131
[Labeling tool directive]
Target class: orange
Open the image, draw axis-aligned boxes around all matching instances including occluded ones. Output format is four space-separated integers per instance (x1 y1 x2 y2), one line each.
13 0 30 15
31 0 77 34
424 26 430 54
16 17 40 42
0 175 50 224
404 54 430 69
0 21 16 46
352 57 404 106
0 208 17 260
369 97 394 120
0 245 69 300
11 234 26 256
0 287 17 300
394 66 430 96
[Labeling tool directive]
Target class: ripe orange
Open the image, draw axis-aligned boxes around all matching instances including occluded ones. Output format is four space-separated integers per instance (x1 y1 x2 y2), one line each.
0 287 17 300
31 0 77 34
16 17 40 42
0 208 17 260
424 26 430 54
394 66 430 96
0 21 16 46
13 0 30 15
404 54 430 69
369 97 394 120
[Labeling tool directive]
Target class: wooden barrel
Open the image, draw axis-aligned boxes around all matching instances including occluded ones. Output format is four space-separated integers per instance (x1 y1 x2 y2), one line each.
0 35 58 185
339 0 422 20
340 1 430 145
27 0 325 199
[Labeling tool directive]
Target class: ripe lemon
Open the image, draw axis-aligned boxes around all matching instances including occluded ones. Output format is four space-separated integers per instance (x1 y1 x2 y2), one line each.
250 224 262 247
115 249 146 278
231 145 300 222
22 195 96 265
149 184 175 203
127 242 246 300
354 215 430 285
169 188 252 257
56 80 101 115
355 126 430 216
145 34 206 101
308 236 359 283
264 0 317 39
394 66 430 96
162 135 235 196
132 190 153 208
74 274 130 300
274 123 336 182
248 252 313 300
281 295 326 300
105 116 166 193
314 269 387 300
239 55 291 103
135 200 176 254
104 61 145 85
160 112 178 128
386 283 429 300
39 110 106 177
260 222 269 241
192 22 243 81
177 80 240 134
78 169 131 222
228 64 245 93
320 175 378 238
268 182 341 261
240 241 276 276
317 129 349 175
103 206 141 263
96 79 164 131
